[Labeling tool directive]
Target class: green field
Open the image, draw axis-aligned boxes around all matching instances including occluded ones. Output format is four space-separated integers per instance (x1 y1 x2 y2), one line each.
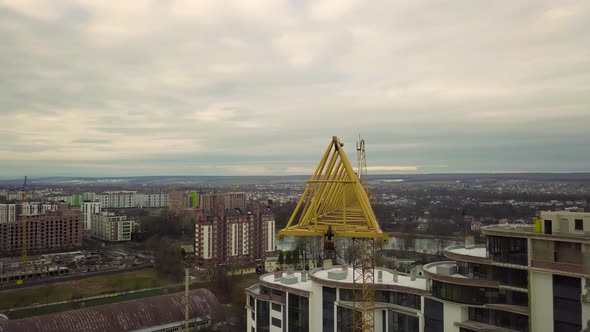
0 269 173 311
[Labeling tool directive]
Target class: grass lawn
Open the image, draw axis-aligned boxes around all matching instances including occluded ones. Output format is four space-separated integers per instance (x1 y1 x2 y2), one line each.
0 269 173 310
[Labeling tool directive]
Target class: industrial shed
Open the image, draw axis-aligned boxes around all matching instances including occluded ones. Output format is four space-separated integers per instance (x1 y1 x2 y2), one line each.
0 288 224 332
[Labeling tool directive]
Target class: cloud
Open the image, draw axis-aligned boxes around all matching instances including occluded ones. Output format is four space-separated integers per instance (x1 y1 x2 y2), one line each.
0 0 589 176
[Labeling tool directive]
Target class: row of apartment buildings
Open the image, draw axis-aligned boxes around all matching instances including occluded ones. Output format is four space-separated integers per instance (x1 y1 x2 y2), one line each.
169 192 248 213
247 210 590 332
40 191 169 209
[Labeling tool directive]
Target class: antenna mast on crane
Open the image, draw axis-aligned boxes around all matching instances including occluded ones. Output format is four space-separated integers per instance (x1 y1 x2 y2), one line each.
356 137 367 185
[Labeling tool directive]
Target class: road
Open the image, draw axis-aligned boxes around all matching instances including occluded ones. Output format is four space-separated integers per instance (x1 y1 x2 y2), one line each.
0 264 154 291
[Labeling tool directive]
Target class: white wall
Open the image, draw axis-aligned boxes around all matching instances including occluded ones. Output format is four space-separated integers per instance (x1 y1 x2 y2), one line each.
270 302 283 332
247 298 256 332
443 302 466 332
530 271 554 332
266 220 275 252
201 225 212 259
231 224 238 256
242 224 249 255
309 280 323 331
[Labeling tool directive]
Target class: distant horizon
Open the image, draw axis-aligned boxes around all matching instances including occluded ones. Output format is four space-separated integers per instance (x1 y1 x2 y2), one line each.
2 171 590 182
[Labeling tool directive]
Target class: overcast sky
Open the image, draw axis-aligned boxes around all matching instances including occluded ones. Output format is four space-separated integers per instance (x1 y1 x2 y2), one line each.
0 1 589 177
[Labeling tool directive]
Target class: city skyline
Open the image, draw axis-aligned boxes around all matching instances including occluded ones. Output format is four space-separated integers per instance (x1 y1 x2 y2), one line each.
1 1 589 177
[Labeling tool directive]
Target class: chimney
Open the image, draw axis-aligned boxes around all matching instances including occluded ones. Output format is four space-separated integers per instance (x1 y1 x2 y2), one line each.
393 270 398 283
410 268 416 281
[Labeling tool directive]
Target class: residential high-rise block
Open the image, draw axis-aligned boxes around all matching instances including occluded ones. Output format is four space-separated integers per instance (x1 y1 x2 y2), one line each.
0 204 16 223
90 212 132 242
81 201 101 231
0 204 82 255
199 194 225 212
225 192 247 210
194 202 275 268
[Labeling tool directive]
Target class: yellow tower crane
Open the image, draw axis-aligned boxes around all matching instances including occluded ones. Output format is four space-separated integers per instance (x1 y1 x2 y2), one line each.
278 136 387 332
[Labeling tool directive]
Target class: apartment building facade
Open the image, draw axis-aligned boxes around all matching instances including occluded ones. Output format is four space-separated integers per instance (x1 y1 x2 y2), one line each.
247 210 590 332
194 202 275 268
81 201 101 231
0 204 82 255
99 191 136 208
98 191 168 209
225 192 247 210
0 204 16 223
90 212 132 242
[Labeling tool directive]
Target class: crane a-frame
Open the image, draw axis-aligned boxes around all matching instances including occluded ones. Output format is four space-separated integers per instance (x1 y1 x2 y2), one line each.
278 136 387 332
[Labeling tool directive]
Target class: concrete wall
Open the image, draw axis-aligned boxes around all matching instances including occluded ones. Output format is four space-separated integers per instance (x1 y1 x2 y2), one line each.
540 211 590 235
309 281 323 331
246 297 255 332
270 301 283 332
533 239 555 261
584 245 590 275
530 271 554 332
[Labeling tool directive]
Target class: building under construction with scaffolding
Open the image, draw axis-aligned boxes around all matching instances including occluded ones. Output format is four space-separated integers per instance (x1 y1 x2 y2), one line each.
0 203 82 256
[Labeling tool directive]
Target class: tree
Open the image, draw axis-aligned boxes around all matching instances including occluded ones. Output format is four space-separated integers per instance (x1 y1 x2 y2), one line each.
344 242 359 264
285 251 293 266
292 250 300 268
146 237 185 281
278 251 284 269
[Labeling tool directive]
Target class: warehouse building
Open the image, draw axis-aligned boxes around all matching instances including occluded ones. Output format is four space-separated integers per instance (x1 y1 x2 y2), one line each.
0 289 224 332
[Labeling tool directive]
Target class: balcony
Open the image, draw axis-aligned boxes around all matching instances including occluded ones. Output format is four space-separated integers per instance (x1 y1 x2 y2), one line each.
423 261 500 288
530 260 583 274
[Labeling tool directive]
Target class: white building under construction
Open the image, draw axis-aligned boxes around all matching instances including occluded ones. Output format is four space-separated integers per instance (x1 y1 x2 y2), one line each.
246 210 590 332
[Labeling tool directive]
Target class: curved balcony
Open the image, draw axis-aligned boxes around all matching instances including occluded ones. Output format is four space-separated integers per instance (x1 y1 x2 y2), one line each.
309 266 428 296
444 245 492 265
423 261 500 288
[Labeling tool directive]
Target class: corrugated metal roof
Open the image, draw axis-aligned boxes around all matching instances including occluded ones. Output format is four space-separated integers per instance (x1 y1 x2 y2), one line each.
0 288 224 332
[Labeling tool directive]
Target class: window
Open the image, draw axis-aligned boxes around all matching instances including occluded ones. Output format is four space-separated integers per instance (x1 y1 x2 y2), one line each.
424 298 443 332
272 303 282 312
575 219 583 231
553 275 582 332
323 287 336 331
336 306 353 332
256 300 270 332
271 317 281 328
288 293 309 332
